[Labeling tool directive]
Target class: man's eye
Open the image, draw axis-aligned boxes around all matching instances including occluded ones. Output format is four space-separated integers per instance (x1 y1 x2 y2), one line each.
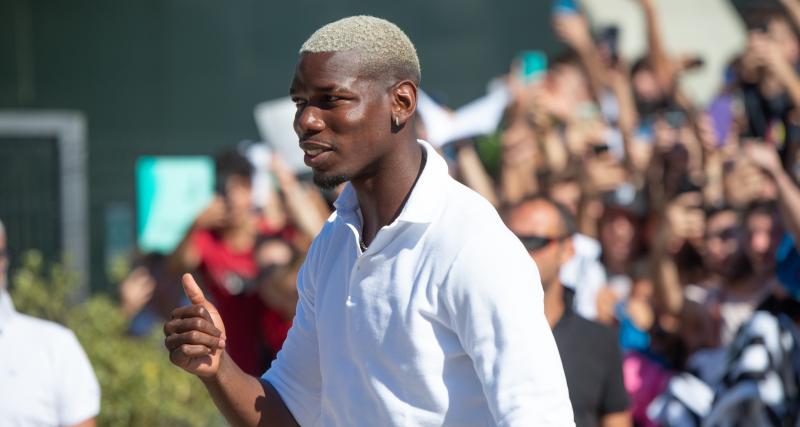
323 95 342 103
292 98 307 106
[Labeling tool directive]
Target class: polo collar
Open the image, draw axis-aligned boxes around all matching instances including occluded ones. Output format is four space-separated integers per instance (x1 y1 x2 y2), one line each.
333 139 448 224
0 288 16 333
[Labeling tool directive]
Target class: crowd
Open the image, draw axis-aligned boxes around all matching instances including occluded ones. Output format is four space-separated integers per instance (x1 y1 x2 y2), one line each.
109 0 800 426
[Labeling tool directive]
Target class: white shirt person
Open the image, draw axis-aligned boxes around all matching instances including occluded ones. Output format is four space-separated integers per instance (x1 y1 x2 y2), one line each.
263 140 573 426
164 15 573 427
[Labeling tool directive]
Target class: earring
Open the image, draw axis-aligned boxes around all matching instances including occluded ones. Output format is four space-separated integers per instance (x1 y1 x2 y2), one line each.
394 116 400 127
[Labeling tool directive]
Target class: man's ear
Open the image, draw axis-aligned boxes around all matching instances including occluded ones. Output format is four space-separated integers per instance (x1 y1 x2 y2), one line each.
391 80 417 127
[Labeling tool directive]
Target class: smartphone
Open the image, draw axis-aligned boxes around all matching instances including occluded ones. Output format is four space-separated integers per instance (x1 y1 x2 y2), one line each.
707 95 733 147
517 50 548 83
598 26 620 66
553 0 580 16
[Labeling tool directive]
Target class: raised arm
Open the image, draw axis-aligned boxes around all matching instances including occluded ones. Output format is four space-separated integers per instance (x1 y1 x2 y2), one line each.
164 274 298 427
747 142 800 250
168 197 227 275
638 0 675 91
552 12 611 101
780 0 800 33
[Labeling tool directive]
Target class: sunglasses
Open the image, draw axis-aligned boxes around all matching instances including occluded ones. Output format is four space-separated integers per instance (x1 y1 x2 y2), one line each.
516 234 569 252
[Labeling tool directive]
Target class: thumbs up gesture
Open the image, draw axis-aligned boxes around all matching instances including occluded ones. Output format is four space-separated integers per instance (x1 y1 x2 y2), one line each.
164 274 227 377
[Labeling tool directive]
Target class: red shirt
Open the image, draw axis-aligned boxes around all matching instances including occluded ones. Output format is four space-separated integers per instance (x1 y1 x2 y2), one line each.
191 222 291 375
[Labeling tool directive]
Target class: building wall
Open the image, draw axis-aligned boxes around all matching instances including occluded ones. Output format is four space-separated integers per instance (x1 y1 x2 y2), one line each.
0 0 559 291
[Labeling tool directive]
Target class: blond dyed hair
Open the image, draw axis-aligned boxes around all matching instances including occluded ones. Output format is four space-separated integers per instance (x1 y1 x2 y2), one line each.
300 15 421 83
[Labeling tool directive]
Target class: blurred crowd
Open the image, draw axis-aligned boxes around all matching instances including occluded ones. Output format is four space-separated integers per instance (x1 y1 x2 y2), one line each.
116 0 800 426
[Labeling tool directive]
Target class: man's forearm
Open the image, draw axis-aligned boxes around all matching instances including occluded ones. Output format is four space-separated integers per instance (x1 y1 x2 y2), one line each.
201 353 298 427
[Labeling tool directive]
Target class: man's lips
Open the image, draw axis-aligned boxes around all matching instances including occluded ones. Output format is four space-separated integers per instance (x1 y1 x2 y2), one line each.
300 140 334 167
300 140 334 156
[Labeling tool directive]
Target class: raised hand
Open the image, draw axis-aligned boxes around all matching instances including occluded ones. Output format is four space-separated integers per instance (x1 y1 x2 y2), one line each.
164 273 227 377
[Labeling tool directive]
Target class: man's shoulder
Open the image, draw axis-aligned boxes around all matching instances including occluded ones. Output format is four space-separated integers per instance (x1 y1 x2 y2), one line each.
10 312 79 346
437 178 507 238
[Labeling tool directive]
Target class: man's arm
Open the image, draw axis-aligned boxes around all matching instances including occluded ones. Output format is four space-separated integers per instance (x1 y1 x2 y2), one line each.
747 142 800 250
442 226 574 426
601 411 633 427
202 354 298 427
164 274 298 427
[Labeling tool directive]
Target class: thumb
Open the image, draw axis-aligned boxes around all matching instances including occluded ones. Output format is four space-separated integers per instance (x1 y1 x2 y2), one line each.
182 273 208 306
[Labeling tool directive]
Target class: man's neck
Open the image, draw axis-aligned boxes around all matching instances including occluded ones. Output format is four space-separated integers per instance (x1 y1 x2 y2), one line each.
353 139 424 246
543 280 565 328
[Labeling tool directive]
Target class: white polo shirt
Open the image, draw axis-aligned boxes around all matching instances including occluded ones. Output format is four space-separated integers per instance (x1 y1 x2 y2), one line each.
263 140 574 427
0 289 100 427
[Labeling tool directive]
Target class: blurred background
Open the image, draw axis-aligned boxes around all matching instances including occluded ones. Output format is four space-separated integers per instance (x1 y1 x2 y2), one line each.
4 0 800 426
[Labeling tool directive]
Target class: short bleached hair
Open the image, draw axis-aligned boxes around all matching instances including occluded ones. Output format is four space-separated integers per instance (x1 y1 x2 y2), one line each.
300 15 421 84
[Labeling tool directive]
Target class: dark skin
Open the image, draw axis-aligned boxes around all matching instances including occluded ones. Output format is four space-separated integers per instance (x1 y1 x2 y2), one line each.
163 49 421 427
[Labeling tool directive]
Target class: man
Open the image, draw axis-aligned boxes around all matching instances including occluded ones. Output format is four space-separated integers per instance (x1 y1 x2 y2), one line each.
546 168 608 321
164 16 573 426
0 218 101 426
504 197 631 427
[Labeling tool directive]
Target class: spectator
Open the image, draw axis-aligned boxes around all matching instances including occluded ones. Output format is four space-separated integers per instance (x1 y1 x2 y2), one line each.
0 218 101 426
169 149 290 375
504 196 631 427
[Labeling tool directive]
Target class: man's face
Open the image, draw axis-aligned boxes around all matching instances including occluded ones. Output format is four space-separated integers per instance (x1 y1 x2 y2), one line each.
599 209 636 265
703 210 742 277
506 201 574 289
290 50 394 189
223 175 252 226
746 211 781 275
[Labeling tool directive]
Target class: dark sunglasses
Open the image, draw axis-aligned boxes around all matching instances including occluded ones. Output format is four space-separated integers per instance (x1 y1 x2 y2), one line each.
516 234 569 252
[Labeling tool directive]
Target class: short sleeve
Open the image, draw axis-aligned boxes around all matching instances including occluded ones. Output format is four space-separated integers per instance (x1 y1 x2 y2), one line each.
262 252 322 426
600 329 631 415
55 329 100 426
440 229 575 427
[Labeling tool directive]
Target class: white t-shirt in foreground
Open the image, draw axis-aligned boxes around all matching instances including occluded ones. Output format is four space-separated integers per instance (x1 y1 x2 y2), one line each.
263 140 574 427
0 289 101 427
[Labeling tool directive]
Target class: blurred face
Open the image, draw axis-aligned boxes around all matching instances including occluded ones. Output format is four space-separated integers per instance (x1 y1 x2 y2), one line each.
224 175 253 226
506 200 574 289
632 67 662 103
703 210 741 276
599 209 637 268
746 211 781 275
546 63 590 105
291 50 395 189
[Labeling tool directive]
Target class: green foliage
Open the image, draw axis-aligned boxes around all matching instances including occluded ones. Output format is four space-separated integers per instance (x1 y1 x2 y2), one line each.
475 131 503 179
10 251 224 427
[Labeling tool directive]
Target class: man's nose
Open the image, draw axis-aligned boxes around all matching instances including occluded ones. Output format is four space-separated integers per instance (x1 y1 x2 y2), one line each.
295 106 325 135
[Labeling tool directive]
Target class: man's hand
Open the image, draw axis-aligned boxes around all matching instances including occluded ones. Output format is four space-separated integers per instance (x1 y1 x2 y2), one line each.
552 13 593 51
164 274 227 377
194 197 229 230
